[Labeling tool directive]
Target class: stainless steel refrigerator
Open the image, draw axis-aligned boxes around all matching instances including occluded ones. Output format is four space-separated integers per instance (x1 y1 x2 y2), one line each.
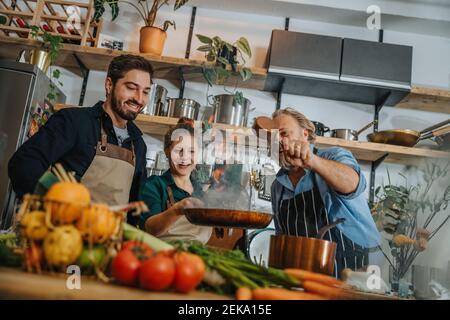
0 59 66 230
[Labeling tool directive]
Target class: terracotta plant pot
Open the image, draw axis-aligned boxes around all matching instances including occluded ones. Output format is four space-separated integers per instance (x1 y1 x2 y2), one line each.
139 26 167 55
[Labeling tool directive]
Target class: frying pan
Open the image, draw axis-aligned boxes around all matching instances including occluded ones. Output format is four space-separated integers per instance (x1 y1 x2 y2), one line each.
367 119 450 147
184 208 273 229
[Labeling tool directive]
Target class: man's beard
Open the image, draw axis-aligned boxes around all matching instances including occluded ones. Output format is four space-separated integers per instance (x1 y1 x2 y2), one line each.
110 89 142 121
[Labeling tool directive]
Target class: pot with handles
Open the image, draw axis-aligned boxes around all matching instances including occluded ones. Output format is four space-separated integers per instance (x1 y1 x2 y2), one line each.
311 121 330 137
161 98 200 120
331 121 375 141
212 94 252 127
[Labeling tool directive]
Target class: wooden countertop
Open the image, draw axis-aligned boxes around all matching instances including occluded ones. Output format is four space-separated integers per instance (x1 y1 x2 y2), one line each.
0 267 230 300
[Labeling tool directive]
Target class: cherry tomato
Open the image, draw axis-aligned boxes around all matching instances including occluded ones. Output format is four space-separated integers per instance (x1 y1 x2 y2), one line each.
173 252 205 293
111 249 141 286
139 253 175 291
121 240 153 259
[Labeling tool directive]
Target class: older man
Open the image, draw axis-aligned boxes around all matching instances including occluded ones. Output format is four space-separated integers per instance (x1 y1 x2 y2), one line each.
270 108 381 278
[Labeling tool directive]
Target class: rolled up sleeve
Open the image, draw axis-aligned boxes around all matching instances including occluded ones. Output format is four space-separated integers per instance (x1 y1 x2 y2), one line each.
325 147 366 200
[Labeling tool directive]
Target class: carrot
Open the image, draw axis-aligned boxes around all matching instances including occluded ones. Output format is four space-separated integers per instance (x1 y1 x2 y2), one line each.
252 288 328 300
236 287 253 300
302 281 356 300
285 268 345 287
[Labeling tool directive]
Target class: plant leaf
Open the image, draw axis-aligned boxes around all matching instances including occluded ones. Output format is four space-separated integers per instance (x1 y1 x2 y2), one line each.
108 1 119 21
235 37 251 57
217 56 230 66
92 0 106 22
202 67 215 87
52 69 61 79
196 34 212 44
197 45 212 52
162 20 176 32
212 36 222 47
239 67 252 82
174 0 189 10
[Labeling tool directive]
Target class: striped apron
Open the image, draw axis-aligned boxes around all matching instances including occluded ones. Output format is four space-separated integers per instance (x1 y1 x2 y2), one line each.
276 151 369 279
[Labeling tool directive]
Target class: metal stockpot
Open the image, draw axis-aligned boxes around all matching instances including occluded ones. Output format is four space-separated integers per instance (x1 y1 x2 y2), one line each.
143 84 168 115
212 94 251 127
164 98 200 120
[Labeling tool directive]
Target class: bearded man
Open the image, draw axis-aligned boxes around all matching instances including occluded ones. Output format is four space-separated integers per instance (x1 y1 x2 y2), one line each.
270 108 381 279
8 55 151 211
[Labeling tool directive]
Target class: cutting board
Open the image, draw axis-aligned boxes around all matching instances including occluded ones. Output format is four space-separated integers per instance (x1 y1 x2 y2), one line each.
0 267 230 300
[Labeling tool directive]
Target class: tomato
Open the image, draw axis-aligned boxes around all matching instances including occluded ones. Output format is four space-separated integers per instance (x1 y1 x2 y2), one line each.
139 253 175 291
173 252 205 293
121 240 153 259
111 249 141 286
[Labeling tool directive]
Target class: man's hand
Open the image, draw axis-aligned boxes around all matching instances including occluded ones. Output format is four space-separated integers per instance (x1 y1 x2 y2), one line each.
281 137 317 170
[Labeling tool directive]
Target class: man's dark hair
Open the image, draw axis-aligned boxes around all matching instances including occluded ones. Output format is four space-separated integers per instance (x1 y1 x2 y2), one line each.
107 54 154 85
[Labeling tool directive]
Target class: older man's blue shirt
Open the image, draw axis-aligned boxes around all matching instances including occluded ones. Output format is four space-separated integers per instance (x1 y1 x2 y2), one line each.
270 145 381 248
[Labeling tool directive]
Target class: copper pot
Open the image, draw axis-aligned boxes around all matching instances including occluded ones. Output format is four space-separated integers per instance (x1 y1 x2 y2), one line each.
268 218 345 276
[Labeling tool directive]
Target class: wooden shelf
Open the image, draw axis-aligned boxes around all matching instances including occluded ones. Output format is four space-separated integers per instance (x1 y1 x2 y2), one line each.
315 136 449 166
397 86 450 114
135 114 449 166
28 104 450 165
1 37 449 113
0 36 266 88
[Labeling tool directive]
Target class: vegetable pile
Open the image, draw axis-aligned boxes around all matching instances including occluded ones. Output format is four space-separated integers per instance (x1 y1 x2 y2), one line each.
16 181 123 275
112 224 205 293
172 241 300 294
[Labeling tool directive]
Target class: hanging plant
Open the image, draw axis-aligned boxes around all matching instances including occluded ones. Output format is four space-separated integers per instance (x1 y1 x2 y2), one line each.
196 34 252 104
29 25 64 102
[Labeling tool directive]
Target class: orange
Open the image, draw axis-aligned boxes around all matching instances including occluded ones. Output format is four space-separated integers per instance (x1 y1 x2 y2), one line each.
44 182 91 224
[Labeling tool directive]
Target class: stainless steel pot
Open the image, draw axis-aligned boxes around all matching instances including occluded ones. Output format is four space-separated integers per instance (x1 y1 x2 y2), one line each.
164 98 200 120
212 94 251 127
331 129 359 141
331 121 375 141
143 84 168 115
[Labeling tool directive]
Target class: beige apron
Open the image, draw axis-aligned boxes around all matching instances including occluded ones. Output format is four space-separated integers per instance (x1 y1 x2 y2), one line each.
81 123 135 206
157 186 212 244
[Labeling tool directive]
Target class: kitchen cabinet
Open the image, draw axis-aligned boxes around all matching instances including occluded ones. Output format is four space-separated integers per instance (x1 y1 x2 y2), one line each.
265 30 342 81
340 38 412 90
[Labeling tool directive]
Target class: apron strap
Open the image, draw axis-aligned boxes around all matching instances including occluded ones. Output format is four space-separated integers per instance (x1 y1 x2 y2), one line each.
99 118 135 161
166 186 175 209
100 119 108 152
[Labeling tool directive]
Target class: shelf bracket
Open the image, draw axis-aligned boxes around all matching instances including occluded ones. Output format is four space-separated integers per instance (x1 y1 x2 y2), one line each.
276 77 285 110
73 53 90 106
185 6 197 59
373 91 391 132
369 153 389 204
178 67 185 99
285 17 290 31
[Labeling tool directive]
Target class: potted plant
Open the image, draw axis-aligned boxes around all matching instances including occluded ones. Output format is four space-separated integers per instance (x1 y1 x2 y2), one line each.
27 25 64 101
93 0 189 55
371 164 450 297
196 34 253 126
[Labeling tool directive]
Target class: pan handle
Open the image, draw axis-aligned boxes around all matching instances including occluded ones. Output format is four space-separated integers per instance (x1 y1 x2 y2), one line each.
420 126 450 141
420 119 450 135
317 218 345 240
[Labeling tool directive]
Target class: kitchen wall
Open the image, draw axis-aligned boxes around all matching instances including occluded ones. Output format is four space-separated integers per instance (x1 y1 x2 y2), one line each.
55 2 450 285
